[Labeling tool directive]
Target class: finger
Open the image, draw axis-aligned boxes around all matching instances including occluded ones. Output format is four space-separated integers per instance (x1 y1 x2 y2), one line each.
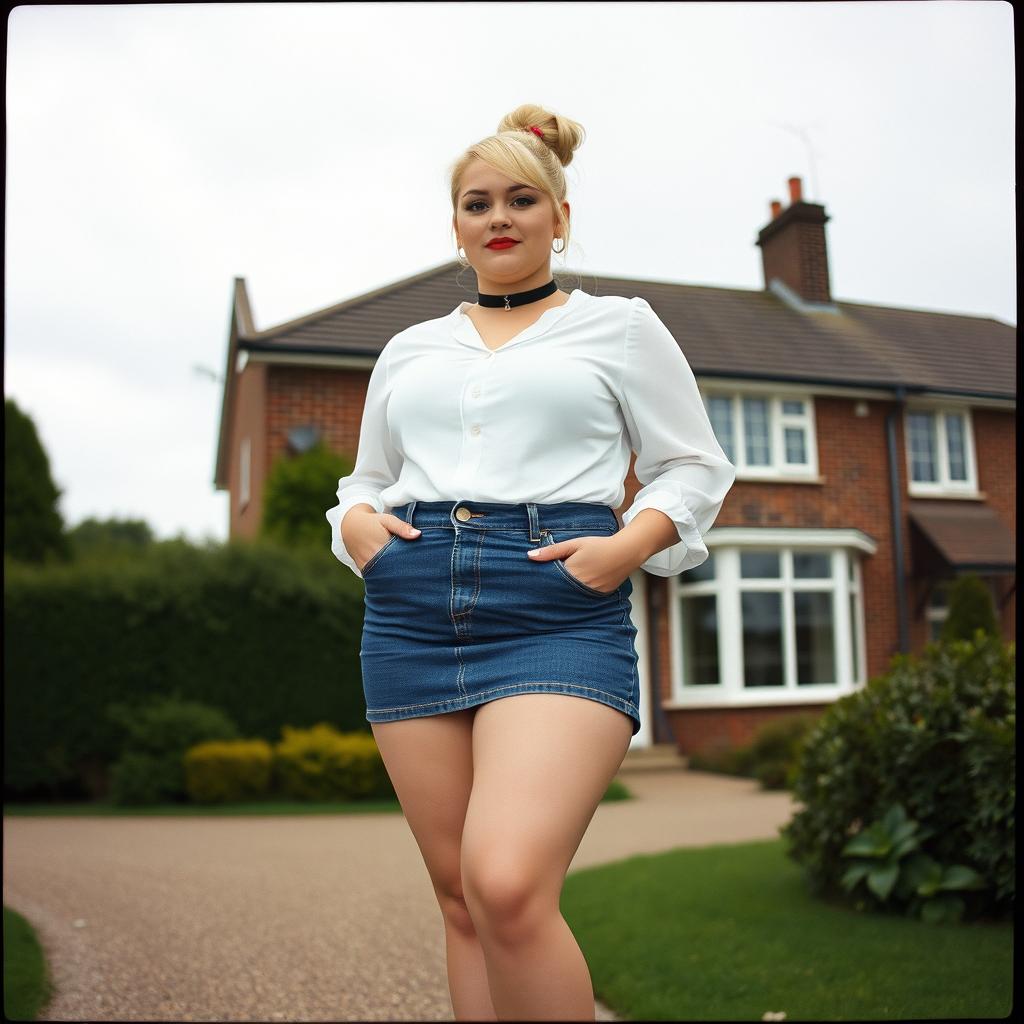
386 514 421 539
527 541 565 560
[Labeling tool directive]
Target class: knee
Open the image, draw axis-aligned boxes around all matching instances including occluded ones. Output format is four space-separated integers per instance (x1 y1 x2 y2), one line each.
461 856 549 943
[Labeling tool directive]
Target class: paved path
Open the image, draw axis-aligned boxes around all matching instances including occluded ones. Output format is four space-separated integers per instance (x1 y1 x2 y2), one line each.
3 770 798 1021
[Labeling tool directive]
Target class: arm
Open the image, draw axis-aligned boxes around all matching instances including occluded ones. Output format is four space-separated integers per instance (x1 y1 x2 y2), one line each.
612 297 736 576
324 341 403 577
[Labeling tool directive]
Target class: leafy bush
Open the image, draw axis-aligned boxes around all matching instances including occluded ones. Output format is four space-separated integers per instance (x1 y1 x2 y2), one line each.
184 739 274 803
261 441 352 550
105 694 241 805
4 536 366 800
780 631 1014 921
271 722 394 801
940 573 999 643
687 712 819 790
839 802 986 924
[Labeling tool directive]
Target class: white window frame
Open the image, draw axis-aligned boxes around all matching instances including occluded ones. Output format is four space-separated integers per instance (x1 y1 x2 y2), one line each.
904 403 978 497
701 388 819 481
666 528 874 709
239 436 251 511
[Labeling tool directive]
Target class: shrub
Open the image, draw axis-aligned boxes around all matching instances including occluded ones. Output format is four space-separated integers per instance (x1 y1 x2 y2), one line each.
105 694 241 805
184 739 274 803
939 574 999 644
780 631 1014 921
687 713 818 791
271 722 394 801
260 441 352 550
745 713 819 790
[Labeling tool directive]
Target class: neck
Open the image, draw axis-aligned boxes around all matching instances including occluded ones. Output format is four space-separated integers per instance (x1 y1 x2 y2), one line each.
474 264 555 296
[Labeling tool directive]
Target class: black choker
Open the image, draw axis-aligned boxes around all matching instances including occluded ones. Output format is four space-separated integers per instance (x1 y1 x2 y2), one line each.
478 279 558 310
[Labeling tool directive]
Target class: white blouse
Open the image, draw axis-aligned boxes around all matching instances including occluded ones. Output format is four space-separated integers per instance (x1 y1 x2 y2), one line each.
325 288 736 579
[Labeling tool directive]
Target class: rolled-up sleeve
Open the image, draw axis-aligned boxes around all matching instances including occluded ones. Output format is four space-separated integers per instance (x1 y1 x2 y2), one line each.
324 341 402 577
617 297 736 576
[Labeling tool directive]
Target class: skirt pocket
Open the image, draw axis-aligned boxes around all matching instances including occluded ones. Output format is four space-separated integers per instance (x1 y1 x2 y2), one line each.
541 527 621 600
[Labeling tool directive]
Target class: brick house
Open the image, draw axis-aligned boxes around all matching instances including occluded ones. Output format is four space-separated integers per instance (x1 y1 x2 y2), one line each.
214 175 1016 754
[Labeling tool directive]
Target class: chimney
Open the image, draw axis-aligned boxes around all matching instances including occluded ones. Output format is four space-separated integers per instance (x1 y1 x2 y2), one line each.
755 176 833 306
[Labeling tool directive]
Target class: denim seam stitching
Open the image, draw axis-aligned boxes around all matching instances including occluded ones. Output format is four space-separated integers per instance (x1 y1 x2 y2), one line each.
366 680 640 717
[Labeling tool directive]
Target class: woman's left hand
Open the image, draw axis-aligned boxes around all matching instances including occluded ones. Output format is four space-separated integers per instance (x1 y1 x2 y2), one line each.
527 534 639 594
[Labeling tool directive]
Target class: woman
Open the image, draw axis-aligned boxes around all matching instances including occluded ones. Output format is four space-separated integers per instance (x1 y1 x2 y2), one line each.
325 103 735 1021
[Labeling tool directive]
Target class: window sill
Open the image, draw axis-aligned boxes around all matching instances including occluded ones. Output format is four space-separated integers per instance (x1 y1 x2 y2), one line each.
664 686 864 709
734 473 825 485
907 488 985 501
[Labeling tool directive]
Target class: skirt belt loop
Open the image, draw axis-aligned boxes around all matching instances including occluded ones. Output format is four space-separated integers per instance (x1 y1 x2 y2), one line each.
405 500 417 526
527 502 543 542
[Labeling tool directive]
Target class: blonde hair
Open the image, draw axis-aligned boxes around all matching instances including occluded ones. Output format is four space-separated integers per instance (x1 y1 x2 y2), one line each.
448 103 586 274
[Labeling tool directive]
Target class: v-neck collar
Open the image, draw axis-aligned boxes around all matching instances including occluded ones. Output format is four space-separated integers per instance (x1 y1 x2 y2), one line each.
452 289 583 354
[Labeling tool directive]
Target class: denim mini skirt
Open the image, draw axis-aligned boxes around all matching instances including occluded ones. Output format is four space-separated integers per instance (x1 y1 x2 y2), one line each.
359 499 641 736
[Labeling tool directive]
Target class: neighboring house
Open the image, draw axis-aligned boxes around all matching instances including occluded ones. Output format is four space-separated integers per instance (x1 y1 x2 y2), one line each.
214 175 1016 754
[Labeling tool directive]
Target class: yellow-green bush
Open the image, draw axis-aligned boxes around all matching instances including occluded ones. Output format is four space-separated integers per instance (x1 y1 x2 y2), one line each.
271 722 394 801
184 738 274 803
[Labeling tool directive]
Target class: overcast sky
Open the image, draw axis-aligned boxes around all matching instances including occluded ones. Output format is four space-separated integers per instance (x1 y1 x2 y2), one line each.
4 1 1014 545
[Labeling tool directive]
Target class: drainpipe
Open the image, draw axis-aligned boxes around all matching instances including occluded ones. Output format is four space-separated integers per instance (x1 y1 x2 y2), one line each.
885 386 910 654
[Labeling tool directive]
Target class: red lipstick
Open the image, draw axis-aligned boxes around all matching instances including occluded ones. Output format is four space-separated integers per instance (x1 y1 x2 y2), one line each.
486 238 520 249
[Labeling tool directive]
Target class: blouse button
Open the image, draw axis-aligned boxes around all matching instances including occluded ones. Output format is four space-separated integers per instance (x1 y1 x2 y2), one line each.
471 424 481 435
471 386 481 397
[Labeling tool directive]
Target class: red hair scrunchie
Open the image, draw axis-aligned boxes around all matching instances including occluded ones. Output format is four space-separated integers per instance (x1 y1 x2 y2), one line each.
528 125 544 139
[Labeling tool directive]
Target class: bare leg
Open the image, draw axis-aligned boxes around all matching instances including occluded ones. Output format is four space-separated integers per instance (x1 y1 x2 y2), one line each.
460 694 634 1021
371 710 498 1021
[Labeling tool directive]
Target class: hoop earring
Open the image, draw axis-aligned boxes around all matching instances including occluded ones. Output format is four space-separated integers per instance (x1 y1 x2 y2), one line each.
552 237 565 254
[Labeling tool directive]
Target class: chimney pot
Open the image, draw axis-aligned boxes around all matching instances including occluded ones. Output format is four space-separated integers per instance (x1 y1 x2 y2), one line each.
788 176 803 203
770 199 783 219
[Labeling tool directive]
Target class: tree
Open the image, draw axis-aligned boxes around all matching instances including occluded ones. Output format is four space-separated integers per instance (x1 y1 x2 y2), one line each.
939 573 1000 644
259 441 353 550
67 516 155 559
4 398 72 564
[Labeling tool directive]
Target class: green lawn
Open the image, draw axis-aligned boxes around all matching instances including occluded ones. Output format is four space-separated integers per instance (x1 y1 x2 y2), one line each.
562 837 1012 1022
3 906 53 1022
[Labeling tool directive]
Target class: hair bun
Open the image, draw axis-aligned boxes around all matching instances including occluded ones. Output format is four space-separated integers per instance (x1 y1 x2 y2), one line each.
497 103 586 167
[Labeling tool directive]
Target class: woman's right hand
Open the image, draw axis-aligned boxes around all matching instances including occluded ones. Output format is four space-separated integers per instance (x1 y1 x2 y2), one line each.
341 506 421 573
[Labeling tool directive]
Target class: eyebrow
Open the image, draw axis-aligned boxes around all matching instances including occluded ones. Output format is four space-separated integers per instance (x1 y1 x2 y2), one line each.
461 184 538 198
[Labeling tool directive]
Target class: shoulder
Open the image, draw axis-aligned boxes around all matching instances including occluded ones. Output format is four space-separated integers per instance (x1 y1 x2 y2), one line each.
380 308 458 359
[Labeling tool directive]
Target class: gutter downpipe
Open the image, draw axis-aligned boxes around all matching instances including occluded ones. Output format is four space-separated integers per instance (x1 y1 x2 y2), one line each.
886 385 910 654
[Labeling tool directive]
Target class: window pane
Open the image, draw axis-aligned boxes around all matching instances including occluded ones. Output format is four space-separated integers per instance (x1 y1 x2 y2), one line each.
681 594 720 685
707 397 735 463
945 413 967 481
686 552 715 582
741 550 780 578
743 397 771 465
908 412 937 482
784 426 807 464
742 591 784 686
793 552 831 578
849 592 860 682
782 399 805 415
795 591 836 684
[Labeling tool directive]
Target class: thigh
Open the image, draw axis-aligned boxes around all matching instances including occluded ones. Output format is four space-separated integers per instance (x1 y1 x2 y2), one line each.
371 709 476 901
461 694 633 902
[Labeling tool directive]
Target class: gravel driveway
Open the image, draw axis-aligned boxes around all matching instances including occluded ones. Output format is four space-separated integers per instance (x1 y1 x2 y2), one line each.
3 770 797 1021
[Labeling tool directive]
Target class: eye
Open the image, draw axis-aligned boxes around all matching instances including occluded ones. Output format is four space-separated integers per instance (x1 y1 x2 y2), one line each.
465 196 535 212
